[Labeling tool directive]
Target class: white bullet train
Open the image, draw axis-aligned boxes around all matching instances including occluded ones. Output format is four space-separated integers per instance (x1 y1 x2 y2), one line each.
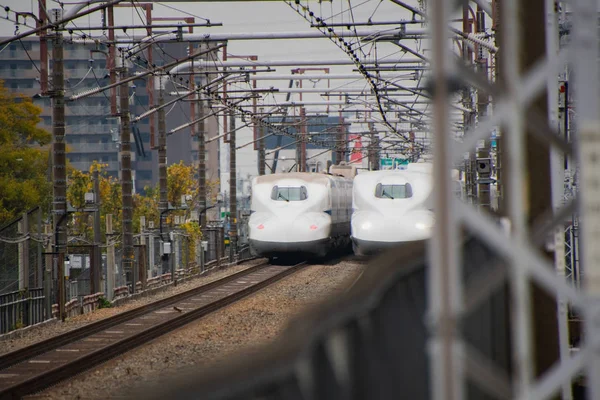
248 172 353 261
351 163 441 256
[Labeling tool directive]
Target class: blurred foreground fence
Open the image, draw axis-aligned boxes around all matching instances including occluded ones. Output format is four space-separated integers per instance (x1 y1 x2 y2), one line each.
139 237 514 400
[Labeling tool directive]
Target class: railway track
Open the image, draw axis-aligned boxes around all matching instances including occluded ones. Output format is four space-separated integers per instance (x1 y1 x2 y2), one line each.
0 261 307 399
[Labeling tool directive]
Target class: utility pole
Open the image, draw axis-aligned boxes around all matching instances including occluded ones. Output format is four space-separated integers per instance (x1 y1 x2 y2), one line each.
521 0 560 379
492 0 503 212
258 123 266 175
43 224 52 317
157 74 169 276
18 212 29 292
106 214 115 300
117 50 135 294
498 0 559 381
462 3 477 206
50 18 66 322
298 107 307 172
368 123 380 170
198 93 207 230
229 111 237 261
92 170 102 294
475 5 492 211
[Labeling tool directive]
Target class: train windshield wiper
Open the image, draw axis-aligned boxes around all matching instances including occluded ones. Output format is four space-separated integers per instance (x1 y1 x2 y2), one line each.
278 192 289 202
382 190 394 199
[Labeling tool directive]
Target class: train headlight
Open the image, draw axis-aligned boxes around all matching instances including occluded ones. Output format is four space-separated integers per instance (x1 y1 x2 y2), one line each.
361 221 373 230
415 221 433 231
257 224 265 230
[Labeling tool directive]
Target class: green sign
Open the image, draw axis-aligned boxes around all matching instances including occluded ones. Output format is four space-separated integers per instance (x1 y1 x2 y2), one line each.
380 158 409 170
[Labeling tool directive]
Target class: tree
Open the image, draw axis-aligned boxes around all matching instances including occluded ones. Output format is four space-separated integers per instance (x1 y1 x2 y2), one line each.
132 161 219 234
0 80 51 225
66 161 121 240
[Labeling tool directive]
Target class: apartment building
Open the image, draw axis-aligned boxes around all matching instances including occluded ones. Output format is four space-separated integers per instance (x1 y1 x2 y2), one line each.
0 38 220 194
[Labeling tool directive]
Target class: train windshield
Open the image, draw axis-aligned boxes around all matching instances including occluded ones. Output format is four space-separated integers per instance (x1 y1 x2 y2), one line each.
375 183 413 199
271 186 308 202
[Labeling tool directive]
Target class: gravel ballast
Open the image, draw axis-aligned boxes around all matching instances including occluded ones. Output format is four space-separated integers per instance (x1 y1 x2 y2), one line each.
0 259 266 356
25 258 365 400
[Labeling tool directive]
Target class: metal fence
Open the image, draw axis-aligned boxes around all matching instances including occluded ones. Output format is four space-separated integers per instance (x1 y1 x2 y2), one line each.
0 213 241 334
0 288 45 334
204 223 225 263
0 207 46 295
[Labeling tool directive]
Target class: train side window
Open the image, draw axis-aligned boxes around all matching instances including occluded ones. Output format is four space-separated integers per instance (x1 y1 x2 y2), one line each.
271 186 308 201
375 183 413 199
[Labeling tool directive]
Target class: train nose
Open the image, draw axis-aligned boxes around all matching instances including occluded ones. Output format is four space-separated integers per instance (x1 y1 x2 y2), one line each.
352 210 434 242
250 213 329 243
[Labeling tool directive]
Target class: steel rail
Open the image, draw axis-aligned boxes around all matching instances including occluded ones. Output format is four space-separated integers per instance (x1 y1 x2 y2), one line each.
0 260 266 371
0 261 308 399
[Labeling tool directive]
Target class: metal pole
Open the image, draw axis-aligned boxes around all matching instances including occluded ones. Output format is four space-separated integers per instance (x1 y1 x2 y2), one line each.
157 74 169 278
38 0 48 95
139 217 147 290
43 224 52 318
502 0 534 396
493 0 504 214
429 0 463 399
522 0 561 380
462 2 477 207
475 5 492 211
546 1 571 398
173 233 178 286
258 123 266 175
573 0 600 397
92 170 102 294
18 213 29 291
106 214 115 301
107 5 117 115
198 95 207 230
36 208 43 288
229 111 237 261
117 51 135 294
51 29 67 322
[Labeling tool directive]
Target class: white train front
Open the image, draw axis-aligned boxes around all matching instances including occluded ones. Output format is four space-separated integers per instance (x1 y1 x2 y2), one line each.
248 172 353 260
351 165 436 256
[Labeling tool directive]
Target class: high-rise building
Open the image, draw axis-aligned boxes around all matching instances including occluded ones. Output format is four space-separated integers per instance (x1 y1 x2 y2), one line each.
0 38 220 195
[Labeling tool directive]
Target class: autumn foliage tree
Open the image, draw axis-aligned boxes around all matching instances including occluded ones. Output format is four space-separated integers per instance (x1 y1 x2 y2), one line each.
0 80 51 225
66 161 121 240
133 161 219 234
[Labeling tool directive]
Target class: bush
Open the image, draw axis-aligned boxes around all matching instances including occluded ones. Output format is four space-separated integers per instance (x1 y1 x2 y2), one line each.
98 297 113 309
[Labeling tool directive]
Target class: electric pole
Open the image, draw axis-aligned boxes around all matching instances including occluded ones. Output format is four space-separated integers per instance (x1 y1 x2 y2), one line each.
258 122 266 175
50 20 66 322
92 169 102 294
157 74 169 275
117 50 135 294
157 75 168 214
298 106 307 172
463 2 477 206
197 93 207 230
497 0 560 382
522 0 560 379
476 5 492 210
229 111 237 261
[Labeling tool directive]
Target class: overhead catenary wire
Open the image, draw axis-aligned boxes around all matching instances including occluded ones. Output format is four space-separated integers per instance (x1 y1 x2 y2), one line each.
285 0 424 151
